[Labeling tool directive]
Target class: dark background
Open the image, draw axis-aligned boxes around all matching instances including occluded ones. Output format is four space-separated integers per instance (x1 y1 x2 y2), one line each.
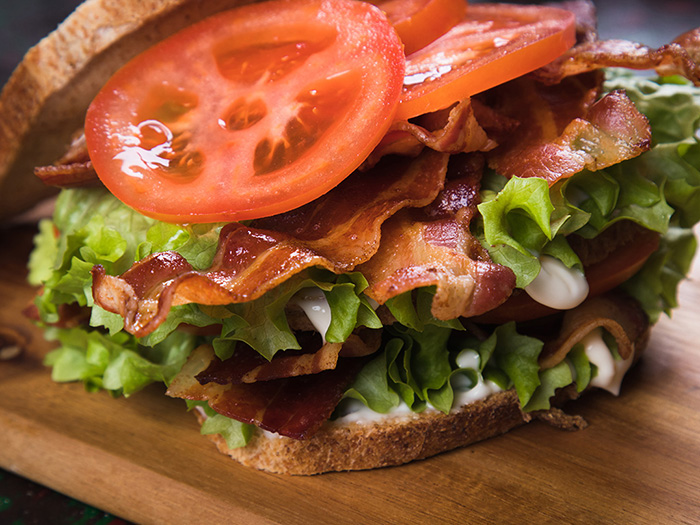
1 0 700 85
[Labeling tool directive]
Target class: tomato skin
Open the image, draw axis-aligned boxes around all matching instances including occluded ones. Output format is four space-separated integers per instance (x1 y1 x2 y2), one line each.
371 0 468 55
85 0 405 224
475 227 661 324
397 3 576 120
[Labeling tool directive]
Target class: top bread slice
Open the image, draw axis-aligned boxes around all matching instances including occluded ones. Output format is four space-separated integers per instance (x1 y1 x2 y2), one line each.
0 0 261 221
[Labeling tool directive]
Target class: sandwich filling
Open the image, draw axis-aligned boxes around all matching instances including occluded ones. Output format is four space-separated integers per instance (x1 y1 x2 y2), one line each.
24 1 700 452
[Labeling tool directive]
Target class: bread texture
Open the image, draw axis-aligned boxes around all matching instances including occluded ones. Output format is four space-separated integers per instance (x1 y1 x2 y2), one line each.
0 0 261 221
196 390 530 475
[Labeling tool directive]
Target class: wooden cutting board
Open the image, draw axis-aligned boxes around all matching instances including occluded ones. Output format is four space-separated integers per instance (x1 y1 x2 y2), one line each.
1 222 699 524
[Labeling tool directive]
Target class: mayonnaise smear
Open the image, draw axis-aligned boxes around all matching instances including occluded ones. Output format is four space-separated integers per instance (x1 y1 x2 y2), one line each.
582 328 634 396
525 255 589 310
332 349 502 425
292 287 332 341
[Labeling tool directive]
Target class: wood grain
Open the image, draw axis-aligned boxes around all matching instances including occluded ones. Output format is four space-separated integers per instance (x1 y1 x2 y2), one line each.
1 223 699 524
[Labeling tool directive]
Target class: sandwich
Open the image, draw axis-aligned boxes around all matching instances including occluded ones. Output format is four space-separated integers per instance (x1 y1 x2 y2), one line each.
2 0 699 475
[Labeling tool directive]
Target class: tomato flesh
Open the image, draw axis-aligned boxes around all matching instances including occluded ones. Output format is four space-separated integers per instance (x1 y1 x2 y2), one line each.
85 0 405 223
371 0 468 55
397 3 576 120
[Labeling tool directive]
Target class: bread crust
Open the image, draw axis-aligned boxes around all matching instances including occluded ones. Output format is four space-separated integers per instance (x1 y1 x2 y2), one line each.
196 390 529 475
0 0 261 221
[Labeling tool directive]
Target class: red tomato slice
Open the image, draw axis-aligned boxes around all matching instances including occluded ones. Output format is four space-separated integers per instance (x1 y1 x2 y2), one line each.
85 0 404 223
370 0 468 55
475 227 661 324
397 3 576 120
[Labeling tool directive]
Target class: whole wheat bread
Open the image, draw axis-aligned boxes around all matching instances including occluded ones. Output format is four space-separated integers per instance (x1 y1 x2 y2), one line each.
0 0 261 221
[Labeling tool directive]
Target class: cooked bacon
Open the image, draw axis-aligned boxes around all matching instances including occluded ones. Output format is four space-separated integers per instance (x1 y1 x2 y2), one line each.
674 28 700 65
360 162 516 319
33 131 101 188
339 329 382 357
533 39 700 86
34 162 100 188
58 132 90 164
196 329 380 385
167 344 367 439
197 333 331 384
360 212 515 319
92 151 449 337
484 73 651 184
421 153 484 222
361 99 499 169
539 293 649 369
231 344 343 383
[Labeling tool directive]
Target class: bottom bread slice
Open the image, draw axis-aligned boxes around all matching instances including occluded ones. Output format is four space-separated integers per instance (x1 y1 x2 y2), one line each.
193 324 649 475
195 389 541 475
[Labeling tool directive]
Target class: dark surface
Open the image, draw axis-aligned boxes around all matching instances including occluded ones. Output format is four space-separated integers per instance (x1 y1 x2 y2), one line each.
0 0 83 85
0 470 129 525
0 0 699 523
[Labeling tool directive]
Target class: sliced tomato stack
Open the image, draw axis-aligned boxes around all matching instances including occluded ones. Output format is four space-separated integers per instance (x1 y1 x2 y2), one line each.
398 3 576 119
370 0 468 55
85 0 578 224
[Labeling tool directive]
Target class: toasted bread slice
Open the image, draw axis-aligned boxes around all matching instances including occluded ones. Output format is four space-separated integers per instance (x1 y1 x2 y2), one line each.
0 0 260 221
196 390 530 475
194 329 647 475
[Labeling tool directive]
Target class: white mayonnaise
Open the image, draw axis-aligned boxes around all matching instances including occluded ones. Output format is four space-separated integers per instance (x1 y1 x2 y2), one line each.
453 379 502 407
332 349 502 425
332 398 422 425
525 255 589 310
452 350 502 408
583 328 634 396
292 287 332 341
455 348 480 370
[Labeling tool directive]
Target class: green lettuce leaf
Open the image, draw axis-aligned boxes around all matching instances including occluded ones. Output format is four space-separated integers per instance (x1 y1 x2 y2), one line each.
187 401 255 449
31 187 224 327
342 353 401 413
44 326 196 396
568 344 593 393
477 174 584 287
385 286 464 332
214 270 382 361
622 227 698 322
523 361 573 412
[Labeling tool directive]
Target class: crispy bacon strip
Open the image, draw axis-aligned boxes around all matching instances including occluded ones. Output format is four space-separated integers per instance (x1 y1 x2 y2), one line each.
533 38 700 85
240 344 341 383
92 151 449 337
167 344 367 439
484 73 651 184
539 293 649 369
674 28 700 65
360 211 515 319
33 132 101 188
360 160 515 319
34 162 100 188
196 330 380 385
361 99 500 169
